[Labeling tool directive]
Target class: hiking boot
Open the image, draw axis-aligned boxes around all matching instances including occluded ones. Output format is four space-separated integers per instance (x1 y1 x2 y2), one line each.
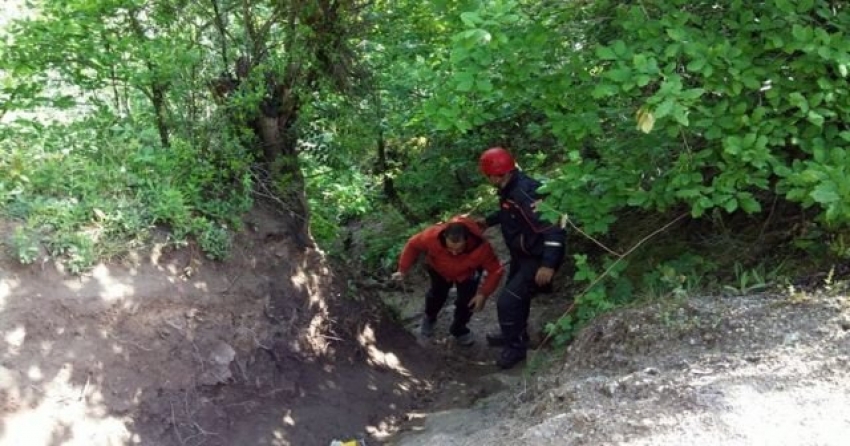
487 331 529 347
496 347 527 369
420 317 435 338
454 332 475 347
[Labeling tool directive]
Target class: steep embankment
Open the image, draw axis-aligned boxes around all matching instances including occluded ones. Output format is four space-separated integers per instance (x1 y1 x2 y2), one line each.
387 287 850 445
0 207 444 446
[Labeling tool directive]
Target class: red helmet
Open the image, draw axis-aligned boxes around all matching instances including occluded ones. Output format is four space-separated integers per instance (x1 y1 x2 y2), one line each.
479 147 515 176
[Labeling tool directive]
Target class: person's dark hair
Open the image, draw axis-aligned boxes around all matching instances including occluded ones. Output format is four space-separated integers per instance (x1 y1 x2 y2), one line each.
442 223 469 244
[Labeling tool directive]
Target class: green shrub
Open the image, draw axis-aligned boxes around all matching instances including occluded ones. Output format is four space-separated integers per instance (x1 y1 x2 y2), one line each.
9 227 40 265
194 217 232 260
48 232 96 275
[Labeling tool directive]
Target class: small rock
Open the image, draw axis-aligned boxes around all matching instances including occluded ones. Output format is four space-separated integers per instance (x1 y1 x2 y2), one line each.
602 381 619 397
209 341 236 366
783 332 800 345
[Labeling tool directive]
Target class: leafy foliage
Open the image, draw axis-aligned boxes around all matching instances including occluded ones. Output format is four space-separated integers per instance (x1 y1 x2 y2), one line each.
406 0 850 230
0 112 252 270
2 0 849 337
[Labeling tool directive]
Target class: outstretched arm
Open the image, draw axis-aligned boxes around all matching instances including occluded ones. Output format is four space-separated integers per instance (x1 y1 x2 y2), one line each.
395 232 427 277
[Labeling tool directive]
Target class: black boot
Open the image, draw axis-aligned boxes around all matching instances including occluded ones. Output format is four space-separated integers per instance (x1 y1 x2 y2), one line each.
496 346 527 369
487 330 528 347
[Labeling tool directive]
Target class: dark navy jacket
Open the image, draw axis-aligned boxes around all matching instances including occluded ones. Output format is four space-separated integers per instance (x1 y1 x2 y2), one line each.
485 170 566 268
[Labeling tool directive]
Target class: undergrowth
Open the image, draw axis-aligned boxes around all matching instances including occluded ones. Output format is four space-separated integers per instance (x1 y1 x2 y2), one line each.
0 113 253 272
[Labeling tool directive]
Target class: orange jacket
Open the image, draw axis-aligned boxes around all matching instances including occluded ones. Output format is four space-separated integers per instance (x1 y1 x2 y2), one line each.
397 216 504 297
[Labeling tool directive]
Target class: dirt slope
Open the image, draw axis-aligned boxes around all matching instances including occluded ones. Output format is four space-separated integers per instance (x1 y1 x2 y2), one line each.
388 288 850 445
0 207 445 446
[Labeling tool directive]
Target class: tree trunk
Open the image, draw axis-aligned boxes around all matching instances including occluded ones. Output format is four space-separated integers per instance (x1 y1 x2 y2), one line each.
376 135 420 225
151 84 170 148
255 103 312 250
128 10 169 148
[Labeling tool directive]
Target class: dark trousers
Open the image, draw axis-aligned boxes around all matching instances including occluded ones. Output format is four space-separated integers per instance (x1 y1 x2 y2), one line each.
424 267 479 337
496 254 543 351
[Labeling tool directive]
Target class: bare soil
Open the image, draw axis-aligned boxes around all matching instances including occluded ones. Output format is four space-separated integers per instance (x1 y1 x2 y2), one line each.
387 279 850 446
0 206 450 446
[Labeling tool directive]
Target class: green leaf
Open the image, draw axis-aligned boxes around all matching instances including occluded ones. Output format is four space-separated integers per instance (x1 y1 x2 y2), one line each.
654 99 674 118
792 25 813 42
742 132 757 149
632 53 648 71
596 46 617 60
672 106 689 126
774 0 794 13
592 83 619 98
705 127 723 140
807 110 825 127
666 27 686 42
454 71 475 92
612 40 628 57
796 0 816 12
460 12 481 27
675 188 702 198
742 76 761 90
739 195 762 213
475 78 493 92
607 67 633 83
680 88 705 100
769 34 785 49
724 136 742 155
686 58 706 72
810 183 840 204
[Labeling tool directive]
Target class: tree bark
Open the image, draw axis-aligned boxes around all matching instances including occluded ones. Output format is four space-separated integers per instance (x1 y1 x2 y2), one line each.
151 84 170 148
128 10 170 148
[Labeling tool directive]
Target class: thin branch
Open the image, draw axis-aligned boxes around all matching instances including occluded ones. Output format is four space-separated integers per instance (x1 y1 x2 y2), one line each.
533 212 689 355
242 0 259 60
250 167 309 223
210 0 229 67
